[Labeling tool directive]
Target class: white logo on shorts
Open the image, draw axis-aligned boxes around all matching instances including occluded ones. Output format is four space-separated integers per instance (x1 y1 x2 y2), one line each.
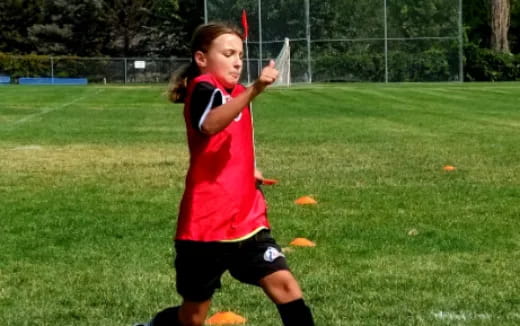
263 247 285 263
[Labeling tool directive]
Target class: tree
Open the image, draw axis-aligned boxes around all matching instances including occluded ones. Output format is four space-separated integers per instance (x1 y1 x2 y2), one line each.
509 0 519 52
102 0 154 56
177 0 204 55
142 0 197 57
464 0 491 48
0 0 45 54
490 0 511 53
24 0 110 56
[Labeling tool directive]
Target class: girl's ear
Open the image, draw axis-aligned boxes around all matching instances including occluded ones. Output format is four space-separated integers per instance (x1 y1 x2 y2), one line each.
194 51 206 70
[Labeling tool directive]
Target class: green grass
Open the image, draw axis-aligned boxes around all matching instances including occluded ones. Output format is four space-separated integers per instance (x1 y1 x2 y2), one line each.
1 83 519 325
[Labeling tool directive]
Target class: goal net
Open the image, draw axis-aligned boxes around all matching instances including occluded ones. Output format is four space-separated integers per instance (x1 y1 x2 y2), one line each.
273 38 290 86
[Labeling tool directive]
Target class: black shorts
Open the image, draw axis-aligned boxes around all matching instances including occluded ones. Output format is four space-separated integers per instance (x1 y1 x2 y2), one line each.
174 230 290 302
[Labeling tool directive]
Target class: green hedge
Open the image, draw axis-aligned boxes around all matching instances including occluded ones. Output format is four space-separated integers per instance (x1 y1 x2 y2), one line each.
464 43 520 81
311 47 458 82
0 53 179 83
300 42 520 82
0 53 51 79
387 47 456 82
0 53 121 82
2 49 519 83
312 52 384 82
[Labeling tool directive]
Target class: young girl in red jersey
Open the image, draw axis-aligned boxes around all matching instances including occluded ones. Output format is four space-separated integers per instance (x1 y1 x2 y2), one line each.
136 22 314 326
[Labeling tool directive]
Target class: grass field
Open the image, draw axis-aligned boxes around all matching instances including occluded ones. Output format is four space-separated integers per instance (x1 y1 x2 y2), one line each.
1 83 519 325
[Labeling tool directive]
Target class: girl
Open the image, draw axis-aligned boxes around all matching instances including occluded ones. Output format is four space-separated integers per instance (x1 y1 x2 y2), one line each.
137 22 314 326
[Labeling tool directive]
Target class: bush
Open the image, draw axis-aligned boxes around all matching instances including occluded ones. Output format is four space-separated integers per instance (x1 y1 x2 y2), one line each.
313 52 385 82
0 53 51 80
388 47 456 82
0 53 178 83
311 46 459 82
0 53 107 81
464 43 520 81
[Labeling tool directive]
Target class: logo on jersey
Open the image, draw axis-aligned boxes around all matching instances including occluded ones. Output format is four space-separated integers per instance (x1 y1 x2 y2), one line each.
263 246 285 263
221 94 242 122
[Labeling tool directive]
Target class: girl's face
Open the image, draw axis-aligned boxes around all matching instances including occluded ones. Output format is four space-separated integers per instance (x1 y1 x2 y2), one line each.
195 33 244 88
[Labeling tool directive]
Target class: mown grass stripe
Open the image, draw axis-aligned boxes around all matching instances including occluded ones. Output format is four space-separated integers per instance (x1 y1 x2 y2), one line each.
1 83 519 325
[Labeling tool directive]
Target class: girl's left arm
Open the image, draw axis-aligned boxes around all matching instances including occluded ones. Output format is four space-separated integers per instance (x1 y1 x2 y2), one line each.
200 61 278 135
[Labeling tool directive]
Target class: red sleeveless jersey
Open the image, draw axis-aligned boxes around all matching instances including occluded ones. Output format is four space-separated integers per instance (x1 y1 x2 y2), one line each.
176 74 270 241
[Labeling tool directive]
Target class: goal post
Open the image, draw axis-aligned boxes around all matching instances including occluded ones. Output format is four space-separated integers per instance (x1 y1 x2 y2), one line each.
273 38 290 86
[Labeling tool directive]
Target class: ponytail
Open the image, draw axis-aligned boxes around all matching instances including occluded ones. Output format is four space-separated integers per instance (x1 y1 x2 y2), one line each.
167 61 200 103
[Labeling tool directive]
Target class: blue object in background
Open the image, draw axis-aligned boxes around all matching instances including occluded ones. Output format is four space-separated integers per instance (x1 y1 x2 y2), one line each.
19 77 88 85
0 76 11 84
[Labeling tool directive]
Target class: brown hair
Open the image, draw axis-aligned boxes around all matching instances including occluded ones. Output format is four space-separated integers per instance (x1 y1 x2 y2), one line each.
167 22 243 103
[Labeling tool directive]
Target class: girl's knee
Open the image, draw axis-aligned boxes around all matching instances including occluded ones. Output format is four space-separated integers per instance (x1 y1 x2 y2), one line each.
276 276 301 295
260 270 303 304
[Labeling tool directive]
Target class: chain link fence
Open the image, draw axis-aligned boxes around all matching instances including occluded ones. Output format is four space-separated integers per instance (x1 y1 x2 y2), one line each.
0 56 190 84
0 0 463 85
205 0 463 83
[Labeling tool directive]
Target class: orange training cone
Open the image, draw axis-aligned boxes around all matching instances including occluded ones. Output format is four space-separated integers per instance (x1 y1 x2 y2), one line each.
294 196 317 205
290 238 316 247
262 178 279 185
206 311 247 325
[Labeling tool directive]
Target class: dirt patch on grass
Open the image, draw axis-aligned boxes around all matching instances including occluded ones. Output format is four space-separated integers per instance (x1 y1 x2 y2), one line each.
1 144 188 187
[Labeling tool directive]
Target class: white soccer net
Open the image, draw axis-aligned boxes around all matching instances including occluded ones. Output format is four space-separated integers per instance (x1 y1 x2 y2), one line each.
273 38 290 86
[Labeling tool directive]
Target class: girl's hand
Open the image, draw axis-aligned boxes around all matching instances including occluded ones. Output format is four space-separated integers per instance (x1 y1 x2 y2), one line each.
253 60 278 93
254 169 279 186
254 168 264 182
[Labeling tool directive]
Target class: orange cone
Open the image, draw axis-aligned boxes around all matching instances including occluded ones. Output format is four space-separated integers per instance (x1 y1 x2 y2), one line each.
262 178 279 185
443 165 456 171
290 238 316 247
206 311 247 325
294 196 317 205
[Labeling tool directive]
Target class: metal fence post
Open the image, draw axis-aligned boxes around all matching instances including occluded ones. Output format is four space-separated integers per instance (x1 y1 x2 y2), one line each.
258 0 263 70
458 0 464 82
124 58 128 84
384 0 388 83
204 0 208 24
50 56 54 83
305 0 312 83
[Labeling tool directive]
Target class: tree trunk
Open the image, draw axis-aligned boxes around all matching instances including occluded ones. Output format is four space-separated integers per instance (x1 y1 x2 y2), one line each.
490 0 511 53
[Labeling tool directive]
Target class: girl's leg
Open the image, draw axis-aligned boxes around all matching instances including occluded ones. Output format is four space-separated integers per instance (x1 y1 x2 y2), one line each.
259 270 315 326
228 230 314 325
150 300 211 326
171 240 223 325
259 270 302 304
178 300 212 326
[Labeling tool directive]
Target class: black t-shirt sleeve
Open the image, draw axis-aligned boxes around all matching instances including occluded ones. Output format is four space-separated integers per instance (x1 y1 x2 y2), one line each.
190 82 223 131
